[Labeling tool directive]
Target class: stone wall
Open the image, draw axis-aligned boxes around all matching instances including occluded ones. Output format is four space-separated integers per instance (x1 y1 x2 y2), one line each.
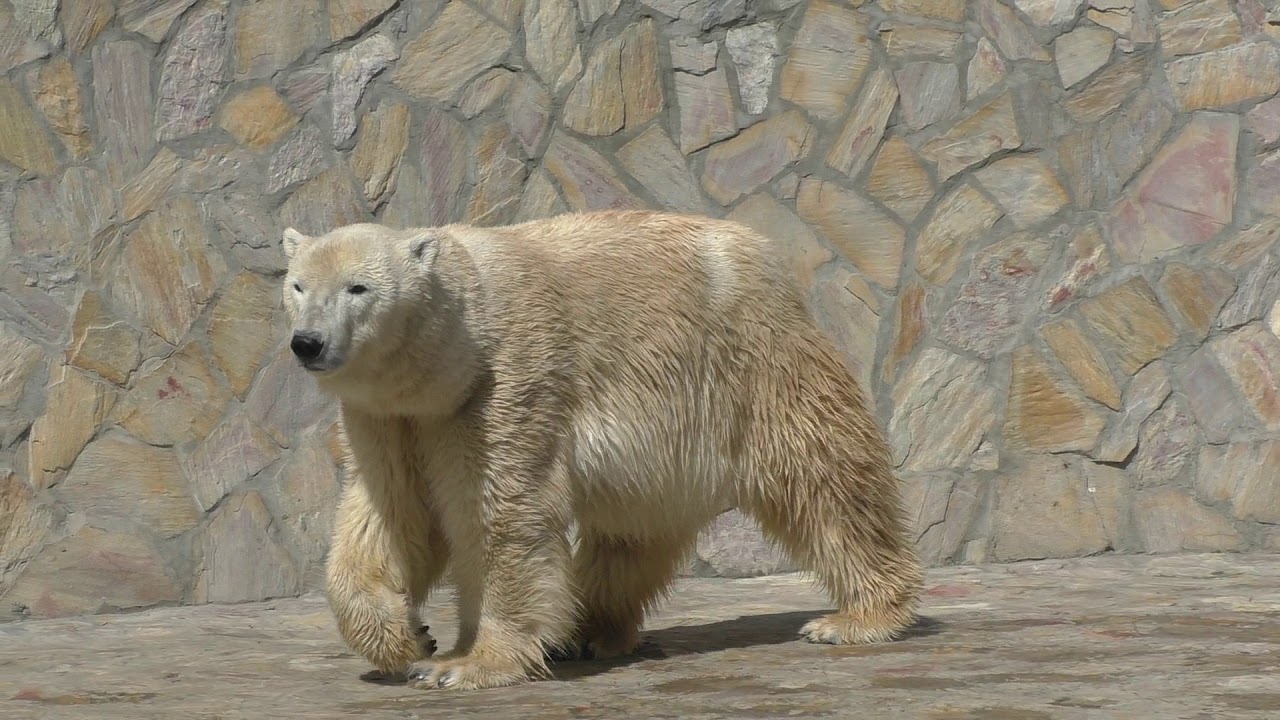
2 0 1279 620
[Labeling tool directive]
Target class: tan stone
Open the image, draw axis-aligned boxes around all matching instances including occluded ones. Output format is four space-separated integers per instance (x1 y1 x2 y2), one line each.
1041 319 1122 410
1198 441 1280 524
619 18 663 128
458 68 514 119
276 168 371 237
62 0 114 51
727 194 830 293
779 0 872 119
1079 277 1176 376
889 347 997 472
807 265 880 391
66 290 141 386
1054 25 1114 88
0 78 59 176
208 272 277 399
882 282 926 383
978 0 1051 61
112 196 228 345
919 92 1022 180
879 23 964 60
0 326 43 409
468 123 529 226
244 347 332 447
507 75 553 157
329 0 396 41
866 136 933 223
966 37 1007 100
1158 263 1236 341
3 525 181 619
1063 53 1146 122
992 455 1111 562
58 433 199 538
120 147 182 222
30 56 90 160
234 0 321 79
617 126 708 214
1158 0 1242 56
1134 488 1244 553
825 67 897 178
973 154 1069 228
544 132 640 212
562 19 661 135
880 0 965 21
195 490 302 603
27 365 115 489
266 434 342 586
392 2 511 102
673 68 736 155
702 110 814 205
515 168 567 222
474 0 524 28
795 178 904 289
895 61 959 132
1211 324 1280 430
1094 361 1169 462
218 85 298 149
523 0 581 91
1166 42 1280 111
914 183 1004 286
1005 345 1107 453
349 102 409 208
113 343 232 447
0 471 52 586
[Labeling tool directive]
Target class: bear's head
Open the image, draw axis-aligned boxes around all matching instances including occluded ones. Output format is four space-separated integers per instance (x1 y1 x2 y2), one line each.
280 223 441 381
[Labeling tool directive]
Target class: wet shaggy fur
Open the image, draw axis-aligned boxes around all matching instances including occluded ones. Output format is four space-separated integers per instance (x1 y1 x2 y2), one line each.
279 210 923 691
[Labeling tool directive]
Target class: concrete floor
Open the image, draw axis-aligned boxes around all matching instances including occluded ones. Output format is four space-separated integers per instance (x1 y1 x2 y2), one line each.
1 552 1278 719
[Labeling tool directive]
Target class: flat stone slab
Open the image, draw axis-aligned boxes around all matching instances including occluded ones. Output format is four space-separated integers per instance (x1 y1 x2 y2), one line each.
2 552 1279 718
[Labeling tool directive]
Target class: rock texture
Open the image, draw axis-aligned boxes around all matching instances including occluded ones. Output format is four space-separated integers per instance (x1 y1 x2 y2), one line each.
0 0 1278 620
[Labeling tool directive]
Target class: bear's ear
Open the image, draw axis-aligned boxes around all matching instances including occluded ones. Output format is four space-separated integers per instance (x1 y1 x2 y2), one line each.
407 231 440 266
282 228 309 260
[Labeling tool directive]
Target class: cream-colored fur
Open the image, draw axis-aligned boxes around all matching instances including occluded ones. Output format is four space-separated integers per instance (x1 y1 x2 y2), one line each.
279 211 923 691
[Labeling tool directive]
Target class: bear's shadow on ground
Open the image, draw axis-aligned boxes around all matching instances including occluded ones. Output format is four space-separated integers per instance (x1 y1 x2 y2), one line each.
548 610 945 682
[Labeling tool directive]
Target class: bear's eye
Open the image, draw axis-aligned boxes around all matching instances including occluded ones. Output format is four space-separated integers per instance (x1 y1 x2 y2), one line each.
293 282 303 293
349 284 368 295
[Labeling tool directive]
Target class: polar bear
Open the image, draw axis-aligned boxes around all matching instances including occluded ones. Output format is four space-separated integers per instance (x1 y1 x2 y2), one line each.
279 210 923 691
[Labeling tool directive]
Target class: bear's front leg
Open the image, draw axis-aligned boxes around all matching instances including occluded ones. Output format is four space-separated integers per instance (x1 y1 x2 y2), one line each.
408 460 576 690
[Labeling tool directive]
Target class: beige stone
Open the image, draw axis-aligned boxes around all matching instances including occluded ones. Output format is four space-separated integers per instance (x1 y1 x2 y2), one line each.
807 265 880 390
825 67 897 178
459 68 514 119
468 123 528 226
234 0 321 79
1093 361 1170 462
543 132 640 212
1063 53 1146 122
866 136 933 223
113 343 232 447
1214 219 1280 269
973 154 1069 227
244 347 332 447
58 433 199 538
392 2 511 102
669 36 717 74
120 147 182 222
619 19 663 128
779 0 872 119
112 196 228 345
1079 277 1176 376
2 525 182 618
523 0 581 91
66 290 141 386
1005 345 1107 453
349 102 410 208
1132 396 1197 485
184 412 281 512
507 76 553 157
266 434 342 586
1166 42 1280 111
1040 319 1122 410
27 365 116 489
1158 263 1236 341
0 325 43 409
1046 223 1111 310
562 19 661 135
218 86 298 149
919 92 1022 180
1014 0 1086 26
0 471 52 586
1211 324 1280 431
329 0 397 41
30 56 90 160
882 282 926 383
889 347 996 472
119 0 199 42
727 194 830 293
515 169 568 222
966 37 1007 100
702 110 813 205
276 168 371 236
1198 441 1280 524
195 490 302 603
62 0 114 50
617 126 708 214
880 0 965 21
795 178 904 289
978 0 1052 61
1157 0 1242 56
208 272 278 399
992 456 1111 562
1054 25 1114 88
1134 488 1244 553
0 78 59 176
673 68 737 155
879 23 964 60
895 61 959 131
914 183 1004 286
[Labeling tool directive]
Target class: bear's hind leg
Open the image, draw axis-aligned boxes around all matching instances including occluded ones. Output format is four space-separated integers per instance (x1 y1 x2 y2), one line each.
565 530 696 660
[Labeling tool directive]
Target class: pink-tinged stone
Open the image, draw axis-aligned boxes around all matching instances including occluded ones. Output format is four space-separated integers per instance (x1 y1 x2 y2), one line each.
795 178 904 289
1130 396 1197 485
941 232 1052 359
1165 42 1280 111
895 61 958 132
978 0 1052 61
1058 88 1173 208
1175 345 1240 443
826 67 898 178
543 132 641 212
1045 223 1110 310
1210 323 1280 431
507 76 553 158
779 0 873 119
919 91 1022 181
1246 95 1280 146
154 0 229 142
280 65 329 116
112 343 232 448
673 68 737 155
701 110 814 205
1103 112 1238 264
266 125 330 195
967 37 1007 100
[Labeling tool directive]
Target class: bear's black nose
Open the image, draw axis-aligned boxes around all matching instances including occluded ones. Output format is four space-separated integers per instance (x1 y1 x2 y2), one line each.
290 331 325 362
